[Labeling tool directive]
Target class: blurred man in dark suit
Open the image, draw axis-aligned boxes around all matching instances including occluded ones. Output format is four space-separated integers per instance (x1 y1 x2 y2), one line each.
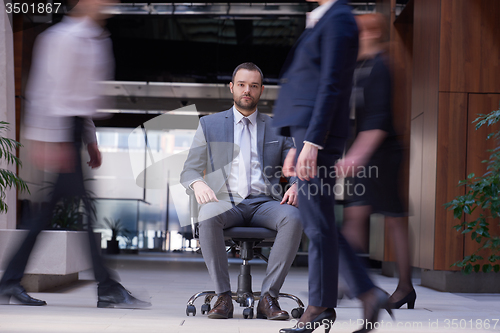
273 0 359 331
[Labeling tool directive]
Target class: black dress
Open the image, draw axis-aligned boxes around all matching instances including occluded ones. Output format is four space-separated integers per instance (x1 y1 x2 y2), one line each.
344 53 406 217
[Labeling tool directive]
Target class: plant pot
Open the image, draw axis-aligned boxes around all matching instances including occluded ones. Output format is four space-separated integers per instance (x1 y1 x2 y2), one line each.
107 239 120 254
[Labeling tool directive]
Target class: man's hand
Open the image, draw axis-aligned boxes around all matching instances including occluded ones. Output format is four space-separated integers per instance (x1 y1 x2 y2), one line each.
192 181 219 205
296 142 318 181
281 182 298 207
87 142 102 168
283 148 297 177
31 141 75 173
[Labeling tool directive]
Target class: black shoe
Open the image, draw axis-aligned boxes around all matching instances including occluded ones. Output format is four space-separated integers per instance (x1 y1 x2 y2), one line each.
0 283 47 306
353 288 394 333
279 308 336 333
97 283 151 309
389 289 416 309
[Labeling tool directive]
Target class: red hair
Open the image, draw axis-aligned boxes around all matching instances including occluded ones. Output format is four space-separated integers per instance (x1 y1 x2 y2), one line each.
355 13 388 43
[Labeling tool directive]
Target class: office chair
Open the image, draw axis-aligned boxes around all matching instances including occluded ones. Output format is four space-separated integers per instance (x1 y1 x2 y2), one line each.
185 191 305 319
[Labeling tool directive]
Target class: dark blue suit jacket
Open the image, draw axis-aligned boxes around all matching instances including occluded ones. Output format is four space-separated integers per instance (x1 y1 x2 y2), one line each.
273 0 359 150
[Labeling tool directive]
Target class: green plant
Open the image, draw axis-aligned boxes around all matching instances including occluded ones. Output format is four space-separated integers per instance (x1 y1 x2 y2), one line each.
41 179 96 230
51 196 86 230
0 121 29 212
100 217 130 241
445 105 500 274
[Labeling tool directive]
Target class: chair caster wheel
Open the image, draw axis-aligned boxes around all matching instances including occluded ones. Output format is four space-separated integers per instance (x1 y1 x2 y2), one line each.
201 303 211 314
291 307 304 319
243 307 254 319
186 304 196 316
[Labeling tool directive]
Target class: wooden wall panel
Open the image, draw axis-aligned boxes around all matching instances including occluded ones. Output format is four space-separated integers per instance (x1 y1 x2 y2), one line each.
409 114 423 267
392 15 413 205
411 0 441 269
465 94 500 266
392 22 413 141
411 0 440 120
479 1 500 93
434 93 467 270
439 0 500 93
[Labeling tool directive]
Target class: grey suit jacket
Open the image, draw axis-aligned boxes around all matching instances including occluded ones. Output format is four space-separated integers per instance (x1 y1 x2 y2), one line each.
180 109 296 200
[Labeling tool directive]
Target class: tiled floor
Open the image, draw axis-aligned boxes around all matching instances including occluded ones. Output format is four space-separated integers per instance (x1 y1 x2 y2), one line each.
1 253 499 333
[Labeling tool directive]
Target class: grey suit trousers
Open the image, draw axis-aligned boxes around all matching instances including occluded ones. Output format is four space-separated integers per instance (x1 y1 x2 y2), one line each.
198 194 302 297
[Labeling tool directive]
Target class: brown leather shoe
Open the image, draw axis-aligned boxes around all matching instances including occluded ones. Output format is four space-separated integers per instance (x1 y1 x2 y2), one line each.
207 293 233 319
257 293 289 320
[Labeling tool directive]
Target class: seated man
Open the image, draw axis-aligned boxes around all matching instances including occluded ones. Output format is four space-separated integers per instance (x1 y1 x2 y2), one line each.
180 62 302 320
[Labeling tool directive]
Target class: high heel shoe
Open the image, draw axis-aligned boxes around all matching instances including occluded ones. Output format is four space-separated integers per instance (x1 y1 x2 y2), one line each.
279 308 336 333
389 289 416 309
353 288 394 333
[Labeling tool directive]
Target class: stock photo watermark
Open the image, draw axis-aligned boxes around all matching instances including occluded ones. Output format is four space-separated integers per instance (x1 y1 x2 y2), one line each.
3 0 72 32
263 164 379 181
289 318 500 331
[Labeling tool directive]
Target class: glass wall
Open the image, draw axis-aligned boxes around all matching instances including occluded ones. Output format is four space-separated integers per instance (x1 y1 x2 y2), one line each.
85 125 197 251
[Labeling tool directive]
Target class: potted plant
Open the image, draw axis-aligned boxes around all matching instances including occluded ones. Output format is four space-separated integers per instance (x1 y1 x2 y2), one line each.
0 121 29 213
40 178 96 231
445 105 500 274
100 217 129 254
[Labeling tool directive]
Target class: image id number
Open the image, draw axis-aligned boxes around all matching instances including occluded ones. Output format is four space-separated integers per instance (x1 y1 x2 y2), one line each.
5 3 62 14
444 319 499 330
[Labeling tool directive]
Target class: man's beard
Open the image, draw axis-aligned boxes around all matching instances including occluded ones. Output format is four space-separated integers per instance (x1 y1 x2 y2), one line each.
234 96 258 111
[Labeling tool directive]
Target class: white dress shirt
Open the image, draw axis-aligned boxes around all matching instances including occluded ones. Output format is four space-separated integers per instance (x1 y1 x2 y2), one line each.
227 107 268 198
306 0 337 29
24 16 114 144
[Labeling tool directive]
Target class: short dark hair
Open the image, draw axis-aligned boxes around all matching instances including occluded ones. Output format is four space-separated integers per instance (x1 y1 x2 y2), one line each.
232 62 264 85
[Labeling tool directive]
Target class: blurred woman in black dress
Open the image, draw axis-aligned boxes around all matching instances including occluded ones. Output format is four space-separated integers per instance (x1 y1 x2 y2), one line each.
336 13 416 310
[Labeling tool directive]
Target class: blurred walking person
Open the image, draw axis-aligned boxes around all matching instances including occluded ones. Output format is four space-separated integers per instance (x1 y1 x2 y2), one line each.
273 0 359 332
336 13 415 309
0 0 151 309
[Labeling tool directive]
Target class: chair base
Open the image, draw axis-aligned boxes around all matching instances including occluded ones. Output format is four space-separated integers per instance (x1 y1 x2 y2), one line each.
186 290 304 319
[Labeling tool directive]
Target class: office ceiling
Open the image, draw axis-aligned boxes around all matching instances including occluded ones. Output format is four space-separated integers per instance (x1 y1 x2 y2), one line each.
95 2 388 125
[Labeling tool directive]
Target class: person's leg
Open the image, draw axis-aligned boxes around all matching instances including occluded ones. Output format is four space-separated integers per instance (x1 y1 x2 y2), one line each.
296 174 338 322
66 118 149 308
0 172 69 305
0 200 56 287
341 205 371 253
0 165 74 287
338 231 375 298
370 146 414 306
338 231 393 331
198 199 243 295
197 199 246 319
249 198 302 298
386 216 414 302
70 118 116 287
81 196 115 285
291 127 340 324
